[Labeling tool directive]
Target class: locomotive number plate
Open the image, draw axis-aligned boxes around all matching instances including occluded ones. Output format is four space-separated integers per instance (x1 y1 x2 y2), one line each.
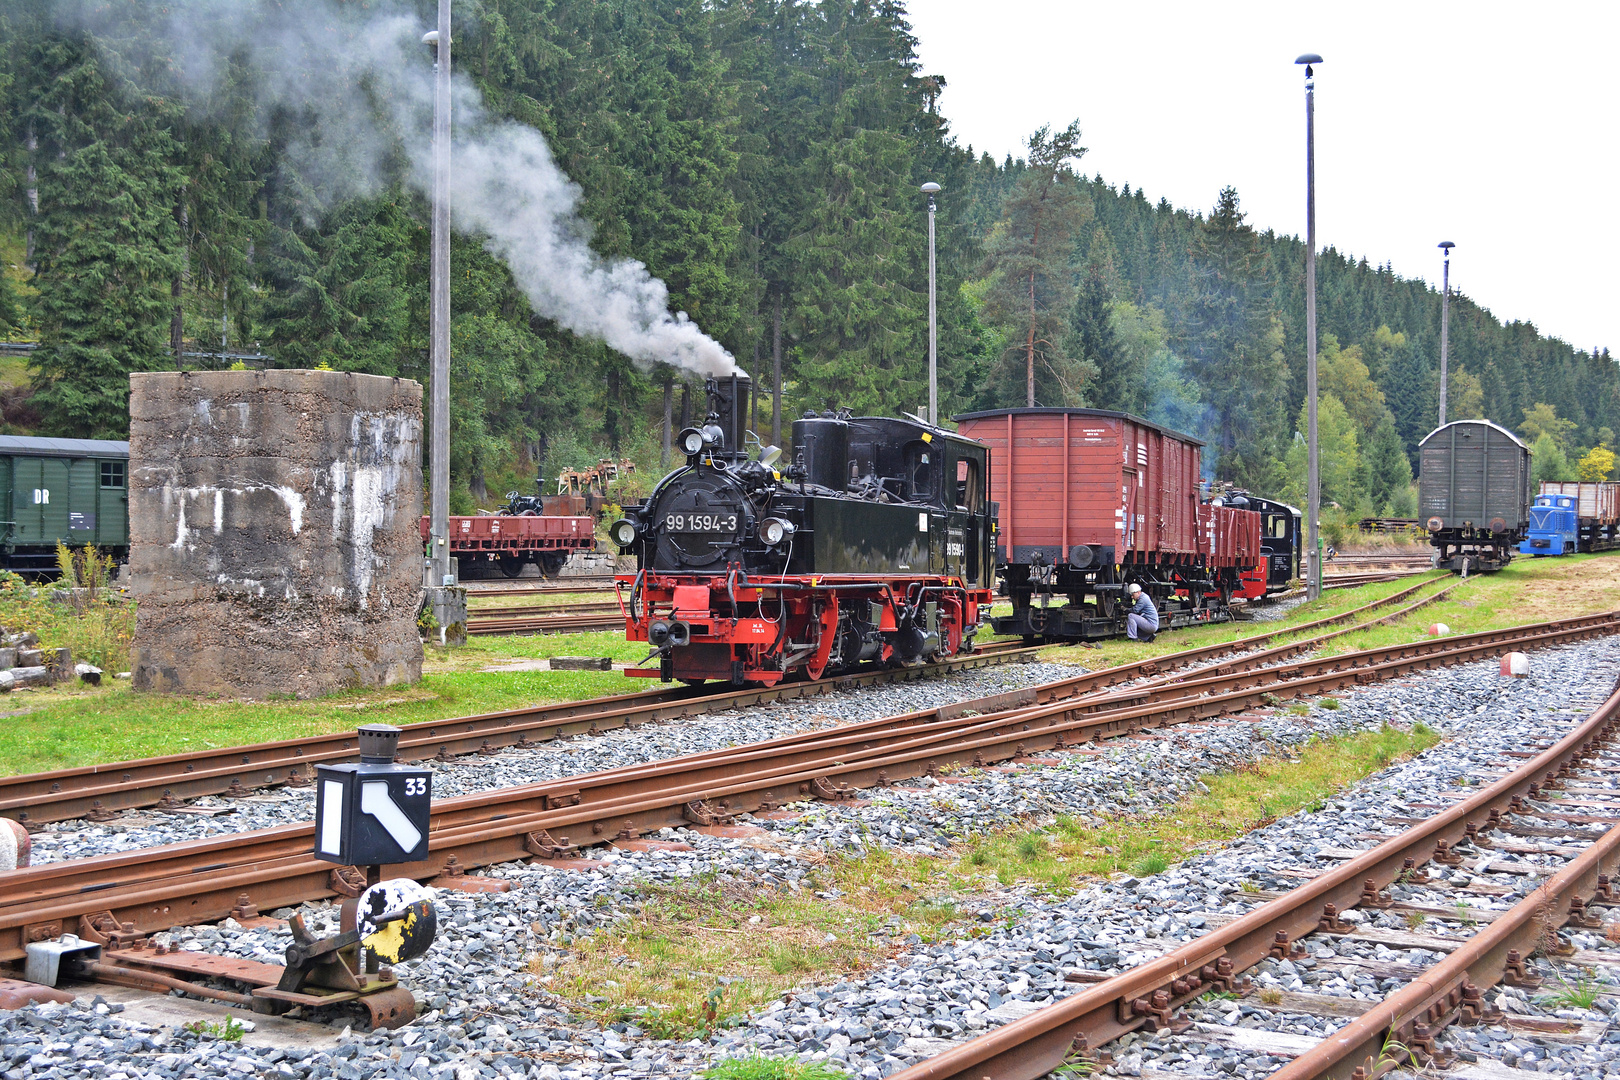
664 513 738 534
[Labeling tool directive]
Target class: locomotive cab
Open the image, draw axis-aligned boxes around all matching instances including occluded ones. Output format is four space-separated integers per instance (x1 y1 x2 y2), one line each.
1520 494 1578 556
614 377 995 686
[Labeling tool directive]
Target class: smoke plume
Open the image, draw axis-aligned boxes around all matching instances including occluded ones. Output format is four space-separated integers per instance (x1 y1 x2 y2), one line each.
58 0 739 378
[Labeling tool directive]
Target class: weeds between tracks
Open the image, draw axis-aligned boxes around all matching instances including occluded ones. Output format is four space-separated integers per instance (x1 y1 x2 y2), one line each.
532 721 1440 1037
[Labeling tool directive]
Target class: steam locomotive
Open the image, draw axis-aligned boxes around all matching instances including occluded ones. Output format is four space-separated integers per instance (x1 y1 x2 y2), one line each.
611 376 995 685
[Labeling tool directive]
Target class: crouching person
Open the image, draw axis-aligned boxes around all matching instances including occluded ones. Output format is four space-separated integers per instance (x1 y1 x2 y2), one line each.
1125 582 1159 643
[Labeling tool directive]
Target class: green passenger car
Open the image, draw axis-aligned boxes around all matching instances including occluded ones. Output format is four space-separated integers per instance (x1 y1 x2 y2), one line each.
0 436 130 575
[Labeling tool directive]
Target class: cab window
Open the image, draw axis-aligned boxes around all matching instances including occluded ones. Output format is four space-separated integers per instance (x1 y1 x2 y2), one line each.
903 442 934 502
955 457 983 512
1269 515 1290 538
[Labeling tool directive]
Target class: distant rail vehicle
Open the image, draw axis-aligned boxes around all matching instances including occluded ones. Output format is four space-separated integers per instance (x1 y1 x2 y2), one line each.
0 435 130 575
1418 420 1533 573
613 375 995 686
1520 481 1620 556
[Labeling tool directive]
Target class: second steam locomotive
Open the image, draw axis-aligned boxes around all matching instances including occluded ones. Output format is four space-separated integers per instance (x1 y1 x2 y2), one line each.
612 376 994 685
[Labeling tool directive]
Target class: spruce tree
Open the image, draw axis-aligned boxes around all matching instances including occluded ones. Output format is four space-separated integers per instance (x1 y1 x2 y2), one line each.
26 40 184 438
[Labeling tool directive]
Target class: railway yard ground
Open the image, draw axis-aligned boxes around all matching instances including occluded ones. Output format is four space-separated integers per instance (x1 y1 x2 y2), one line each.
4 553 1620 1080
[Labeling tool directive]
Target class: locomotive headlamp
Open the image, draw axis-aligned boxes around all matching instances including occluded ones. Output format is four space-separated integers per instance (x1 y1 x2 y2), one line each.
610 518 638 547
758 517 796 546
678 428 705 456
758 444 783 468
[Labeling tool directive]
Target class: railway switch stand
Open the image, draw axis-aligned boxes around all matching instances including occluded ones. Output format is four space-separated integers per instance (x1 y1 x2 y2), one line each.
18 724 439 1030
314 724 433 867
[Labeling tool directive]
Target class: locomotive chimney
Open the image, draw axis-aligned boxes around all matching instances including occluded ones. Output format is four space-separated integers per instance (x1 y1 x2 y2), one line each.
706 374 753 459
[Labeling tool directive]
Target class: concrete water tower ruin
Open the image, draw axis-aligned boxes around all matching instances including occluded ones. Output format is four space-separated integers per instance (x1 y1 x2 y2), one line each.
129 370 425 698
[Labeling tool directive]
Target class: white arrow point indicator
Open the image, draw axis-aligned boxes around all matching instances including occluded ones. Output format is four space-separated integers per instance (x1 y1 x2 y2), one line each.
361 780 422 853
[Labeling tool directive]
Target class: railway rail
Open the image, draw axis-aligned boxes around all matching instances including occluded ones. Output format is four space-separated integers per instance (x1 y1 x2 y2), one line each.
1 578 1450 827
0 641 1033 826
3 594 1610 972
889 671 1620 1080
465 606 622 635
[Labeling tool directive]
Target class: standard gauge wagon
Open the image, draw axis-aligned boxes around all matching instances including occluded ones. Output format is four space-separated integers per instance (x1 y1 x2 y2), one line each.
0 435 130 575
1418 420 1532 573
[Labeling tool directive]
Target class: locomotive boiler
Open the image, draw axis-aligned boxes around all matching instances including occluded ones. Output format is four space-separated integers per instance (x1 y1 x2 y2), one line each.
611 376 995 685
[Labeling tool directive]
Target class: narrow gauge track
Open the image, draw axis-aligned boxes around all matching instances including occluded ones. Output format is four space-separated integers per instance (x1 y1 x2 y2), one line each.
465 606 622 635
462 578 616 596
0 579 1446 826
888 680 1620 1080
3 595 1610 967
0 641 1032 826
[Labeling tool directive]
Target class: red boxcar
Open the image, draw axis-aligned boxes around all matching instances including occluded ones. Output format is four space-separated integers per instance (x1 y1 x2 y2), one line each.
956 408 1264 640
421 513 596 578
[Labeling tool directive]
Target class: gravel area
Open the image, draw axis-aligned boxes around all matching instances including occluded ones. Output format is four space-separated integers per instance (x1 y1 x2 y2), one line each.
26 660 1087 866
5 636 1619 1080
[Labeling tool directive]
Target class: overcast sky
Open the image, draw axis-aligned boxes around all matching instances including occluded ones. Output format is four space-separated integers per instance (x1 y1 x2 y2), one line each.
906 0 1617 356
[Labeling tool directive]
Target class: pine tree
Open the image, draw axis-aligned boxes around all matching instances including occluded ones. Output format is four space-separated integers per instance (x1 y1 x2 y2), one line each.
1364 416 1412 512
979 120 1092 407
1072 227 1126 410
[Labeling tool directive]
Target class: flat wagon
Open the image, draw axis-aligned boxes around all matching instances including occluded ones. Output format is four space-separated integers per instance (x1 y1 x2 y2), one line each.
956 408 1255 639
1418 420 1532 573
422 512 596 578
0 435 130 575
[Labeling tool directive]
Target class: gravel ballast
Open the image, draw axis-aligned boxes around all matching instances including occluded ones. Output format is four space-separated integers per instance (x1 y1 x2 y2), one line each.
5 636 1619 1080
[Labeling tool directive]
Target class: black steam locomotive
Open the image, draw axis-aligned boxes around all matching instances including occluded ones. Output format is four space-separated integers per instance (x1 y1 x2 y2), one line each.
610 375 996 685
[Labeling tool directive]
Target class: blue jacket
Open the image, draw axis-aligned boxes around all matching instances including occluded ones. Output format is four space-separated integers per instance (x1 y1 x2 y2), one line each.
1130 592 1160 630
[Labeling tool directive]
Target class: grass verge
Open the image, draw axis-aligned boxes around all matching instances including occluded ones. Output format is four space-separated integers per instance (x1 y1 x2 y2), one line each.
958 722 1439 892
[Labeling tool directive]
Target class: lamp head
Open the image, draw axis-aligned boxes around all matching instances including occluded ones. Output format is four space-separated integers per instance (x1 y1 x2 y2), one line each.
920 182 941 195
1439 240 1456 251
1295 52 1322 78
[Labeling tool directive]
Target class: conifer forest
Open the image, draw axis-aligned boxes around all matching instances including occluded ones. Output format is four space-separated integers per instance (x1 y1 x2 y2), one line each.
0 0 1615 518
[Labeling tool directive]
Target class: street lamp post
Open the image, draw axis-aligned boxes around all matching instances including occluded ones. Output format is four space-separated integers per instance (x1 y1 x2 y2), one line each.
1297 53 1323 602
425 4 452 591
1438 241 1455 427
921 182 940 426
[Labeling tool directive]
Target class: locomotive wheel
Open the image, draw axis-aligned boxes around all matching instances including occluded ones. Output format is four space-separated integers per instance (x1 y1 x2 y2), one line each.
497 555 527 579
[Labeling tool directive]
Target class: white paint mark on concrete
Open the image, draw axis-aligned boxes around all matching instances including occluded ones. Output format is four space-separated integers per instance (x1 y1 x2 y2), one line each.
329 461 347 537
213 489 224 534
273 487 306 536
171 492 190 549
349 466 387 608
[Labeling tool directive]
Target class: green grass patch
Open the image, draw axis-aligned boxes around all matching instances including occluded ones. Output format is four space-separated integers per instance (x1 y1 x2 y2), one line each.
955 722 1440 892
701 1055 848 1080
537 851 966 1039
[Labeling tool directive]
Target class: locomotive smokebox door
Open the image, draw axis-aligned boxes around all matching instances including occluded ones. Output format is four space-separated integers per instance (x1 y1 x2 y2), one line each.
314 725 432 866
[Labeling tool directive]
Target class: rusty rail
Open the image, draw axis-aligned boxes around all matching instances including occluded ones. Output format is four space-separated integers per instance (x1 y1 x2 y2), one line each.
0 640 1038 825
0 578 1451 826
2 606 1608 966
886 676 1620 1080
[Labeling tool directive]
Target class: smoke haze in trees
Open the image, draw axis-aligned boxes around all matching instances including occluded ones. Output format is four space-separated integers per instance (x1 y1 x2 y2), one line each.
55 0 740 378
